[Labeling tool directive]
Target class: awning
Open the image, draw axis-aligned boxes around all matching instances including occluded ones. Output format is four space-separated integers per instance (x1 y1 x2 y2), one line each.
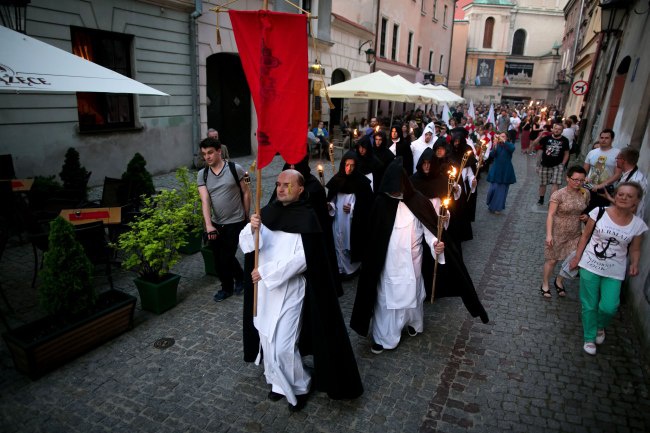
0 26 169 96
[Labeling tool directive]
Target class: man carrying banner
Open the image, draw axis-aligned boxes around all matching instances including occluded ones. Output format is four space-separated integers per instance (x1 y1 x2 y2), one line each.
239 169 363 412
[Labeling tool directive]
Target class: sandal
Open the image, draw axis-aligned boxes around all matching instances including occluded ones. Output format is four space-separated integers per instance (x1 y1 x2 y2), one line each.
554 277 566 297
540 285 552 298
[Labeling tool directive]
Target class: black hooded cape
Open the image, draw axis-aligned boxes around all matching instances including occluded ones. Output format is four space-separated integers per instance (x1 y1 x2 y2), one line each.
242 199 364 401
350 159 489 337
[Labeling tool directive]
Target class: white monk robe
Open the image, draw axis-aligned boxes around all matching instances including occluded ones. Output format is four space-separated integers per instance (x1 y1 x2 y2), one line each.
239 224 310 406
410 122 436 173
372 201 445 349
328 192 360 276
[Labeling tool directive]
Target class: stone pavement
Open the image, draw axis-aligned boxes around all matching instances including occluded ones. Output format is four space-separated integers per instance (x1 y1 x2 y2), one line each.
1 148 649 433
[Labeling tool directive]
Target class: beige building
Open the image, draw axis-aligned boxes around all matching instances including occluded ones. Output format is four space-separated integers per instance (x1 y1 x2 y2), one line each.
560 0 601 119
450 0 566 104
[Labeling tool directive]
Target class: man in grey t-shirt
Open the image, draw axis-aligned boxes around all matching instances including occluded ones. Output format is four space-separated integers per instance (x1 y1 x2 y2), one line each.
198 137 251 302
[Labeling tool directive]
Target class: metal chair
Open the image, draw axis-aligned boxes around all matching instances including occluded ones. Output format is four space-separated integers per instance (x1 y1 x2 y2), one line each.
73 221 114 290
0 154 16 179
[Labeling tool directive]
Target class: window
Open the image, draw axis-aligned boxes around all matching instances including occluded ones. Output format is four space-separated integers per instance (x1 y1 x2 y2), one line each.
391 24 399 61
439 54 444 73
416 46 422 68
512 29 526 56
407 32 414 65
380 18 388 58
433 0 438 20
483 17 495 49
428 50 434 71
71 26 135 132
443 5 448 26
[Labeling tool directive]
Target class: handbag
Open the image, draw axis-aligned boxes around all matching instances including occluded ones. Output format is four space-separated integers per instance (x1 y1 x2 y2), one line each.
559 207 607 280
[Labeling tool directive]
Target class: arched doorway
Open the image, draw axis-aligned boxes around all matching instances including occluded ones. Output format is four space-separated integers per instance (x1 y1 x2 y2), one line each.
329 69 346 128
206 53 251 157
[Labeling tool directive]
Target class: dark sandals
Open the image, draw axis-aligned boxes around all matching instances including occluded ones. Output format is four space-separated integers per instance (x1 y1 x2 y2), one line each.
554 278 566 297
540 285 552 298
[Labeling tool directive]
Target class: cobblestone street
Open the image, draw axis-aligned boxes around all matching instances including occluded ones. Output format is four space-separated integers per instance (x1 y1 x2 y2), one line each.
1 150 649 433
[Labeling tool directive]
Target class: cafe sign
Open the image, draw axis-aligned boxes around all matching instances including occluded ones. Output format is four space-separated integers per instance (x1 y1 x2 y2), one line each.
0 63 51 88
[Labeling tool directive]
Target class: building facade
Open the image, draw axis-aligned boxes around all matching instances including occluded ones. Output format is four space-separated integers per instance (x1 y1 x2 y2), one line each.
452 0 566 105
0 0 197 184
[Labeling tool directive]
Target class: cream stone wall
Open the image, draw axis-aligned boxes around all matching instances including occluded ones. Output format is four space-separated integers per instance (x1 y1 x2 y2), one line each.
510 11 565 55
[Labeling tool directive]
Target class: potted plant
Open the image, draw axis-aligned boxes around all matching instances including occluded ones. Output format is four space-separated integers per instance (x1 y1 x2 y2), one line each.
115 189 188 314
2 217 136 379
175 167 204 254
121 152 155 207
59 147 90 201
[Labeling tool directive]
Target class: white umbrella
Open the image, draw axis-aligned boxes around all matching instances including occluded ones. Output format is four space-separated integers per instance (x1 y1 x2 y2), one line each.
416 83 465 104
320 70 431 104
0 26 168 95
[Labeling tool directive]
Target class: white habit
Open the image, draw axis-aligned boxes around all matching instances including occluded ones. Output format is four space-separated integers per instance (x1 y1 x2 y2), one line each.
328 192 360 276
239 223 311 406
372 201 444 349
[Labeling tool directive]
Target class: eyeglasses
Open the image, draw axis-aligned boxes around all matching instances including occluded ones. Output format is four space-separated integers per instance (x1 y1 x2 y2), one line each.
568 177 585 182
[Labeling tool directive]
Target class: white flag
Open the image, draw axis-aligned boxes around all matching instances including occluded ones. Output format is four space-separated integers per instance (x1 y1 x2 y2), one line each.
487 104 495 126
468 100 476 120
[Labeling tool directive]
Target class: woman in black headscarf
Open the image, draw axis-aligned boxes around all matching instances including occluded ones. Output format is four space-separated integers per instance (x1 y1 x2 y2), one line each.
446 132 477 253
355 134 384 193
389 124 414 174
326 151 373 279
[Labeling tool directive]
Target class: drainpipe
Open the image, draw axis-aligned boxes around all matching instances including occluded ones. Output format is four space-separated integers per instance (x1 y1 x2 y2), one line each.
576 31 603 153
190 0 202 167
569 0 585 82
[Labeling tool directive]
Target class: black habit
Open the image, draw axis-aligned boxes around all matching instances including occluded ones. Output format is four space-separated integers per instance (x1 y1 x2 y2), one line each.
242 199 364 401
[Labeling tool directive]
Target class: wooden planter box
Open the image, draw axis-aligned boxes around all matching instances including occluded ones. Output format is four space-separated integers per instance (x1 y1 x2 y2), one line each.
134 273 181 314
2 290 136 380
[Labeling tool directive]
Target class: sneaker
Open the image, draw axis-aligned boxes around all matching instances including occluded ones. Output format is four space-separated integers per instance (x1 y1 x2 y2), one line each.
234 280 244 296
407 326 418 337
268 391 284 402
583 342 597 355
537 198 544 206
370 343 384 354
213 290 232 302
596 329 606 345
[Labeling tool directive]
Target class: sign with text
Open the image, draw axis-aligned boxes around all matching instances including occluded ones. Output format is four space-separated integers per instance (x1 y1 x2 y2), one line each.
504 62 534 84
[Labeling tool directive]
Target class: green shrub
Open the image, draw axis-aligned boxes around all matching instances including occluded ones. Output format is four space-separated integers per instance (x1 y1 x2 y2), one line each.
175 167 203 234
59 147 90 199
122 153 155 204
115 189 188 282
39 217 96 316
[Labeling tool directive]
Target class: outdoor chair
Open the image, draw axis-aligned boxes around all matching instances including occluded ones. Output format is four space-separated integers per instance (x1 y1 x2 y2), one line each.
74 221 114 290
0 218 13 329
0 154 16 179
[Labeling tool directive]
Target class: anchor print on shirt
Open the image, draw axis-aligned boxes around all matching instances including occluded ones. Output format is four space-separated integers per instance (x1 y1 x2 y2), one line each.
593 237 619 260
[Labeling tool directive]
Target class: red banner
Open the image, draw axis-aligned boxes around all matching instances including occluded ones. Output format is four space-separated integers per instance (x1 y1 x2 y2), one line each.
229 10 307 169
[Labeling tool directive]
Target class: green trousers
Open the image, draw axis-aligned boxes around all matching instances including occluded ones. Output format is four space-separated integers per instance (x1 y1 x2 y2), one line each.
579 268 621 343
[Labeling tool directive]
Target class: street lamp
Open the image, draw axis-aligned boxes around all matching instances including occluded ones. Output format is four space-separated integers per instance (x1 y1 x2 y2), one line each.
358 40 376 65
0 0 30 34
599 0 629 34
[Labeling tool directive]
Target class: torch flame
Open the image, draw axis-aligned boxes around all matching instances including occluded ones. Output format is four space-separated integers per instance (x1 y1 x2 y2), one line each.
354 128 358 136
443 198 450 208
448 167 457 178
317 164 324 173
375 125 380 133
